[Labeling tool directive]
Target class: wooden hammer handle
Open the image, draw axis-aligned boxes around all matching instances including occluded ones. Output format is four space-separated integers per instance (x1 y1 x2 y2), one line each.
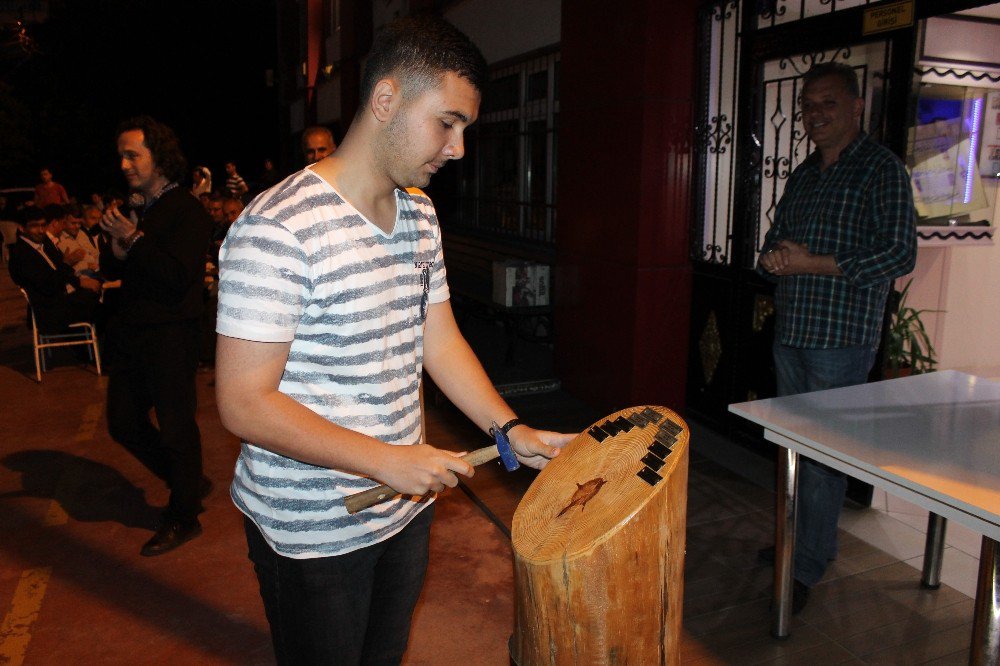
344 444 500 514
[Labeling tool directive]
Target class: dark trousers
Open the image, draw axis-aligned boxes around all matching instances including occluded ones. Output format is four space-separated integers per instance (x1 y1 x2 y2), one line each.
245 504 435 666
106 318 203 523
33 289 101 333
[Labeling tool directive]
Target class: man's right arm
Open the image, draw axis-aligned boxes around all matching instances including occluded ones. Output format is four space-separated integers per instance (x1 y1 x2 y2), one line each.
215 335 472 496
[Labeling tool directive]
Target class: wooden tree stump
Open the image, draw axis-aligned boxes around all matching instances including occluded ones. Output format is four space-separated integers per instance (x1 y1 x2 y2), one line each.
511 405 689 665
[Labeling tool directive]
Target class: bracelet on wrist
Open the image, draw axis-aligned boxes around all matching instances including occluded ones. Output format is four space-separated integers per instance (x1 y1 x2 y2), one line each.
121 231 144 253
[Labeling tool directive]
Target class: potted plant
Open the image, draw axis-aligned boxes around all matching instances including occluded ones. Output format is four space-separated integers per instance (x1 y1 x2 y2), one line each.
884 279 939 377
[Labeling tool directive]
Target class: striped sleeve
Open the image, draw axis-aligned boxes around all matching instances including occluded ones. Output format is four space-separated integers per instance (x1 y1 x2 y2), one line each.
217 214 310 343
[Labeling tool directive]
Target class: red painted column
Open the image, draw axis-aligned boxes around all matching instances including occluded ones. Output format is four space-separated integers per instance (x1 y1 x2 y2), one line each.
555 0 698 413
306 0 324 109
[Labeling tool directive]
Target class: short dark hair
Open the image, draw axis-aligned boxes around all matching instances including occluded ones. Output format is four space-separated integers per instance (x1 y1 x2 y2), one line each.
802 62 860 99
358 15 487 110
115 115 188 183
23 206 45 224
43 204 66 223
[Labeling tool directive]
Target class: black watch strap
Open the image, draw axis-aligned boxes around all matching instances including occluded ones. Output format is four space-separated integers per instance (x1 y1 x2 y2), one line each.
497 418 523 436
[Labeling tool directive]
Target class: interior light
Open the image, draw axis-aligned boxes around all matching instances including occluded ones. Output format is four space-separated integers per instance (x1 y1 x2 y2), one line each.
964 97 983 205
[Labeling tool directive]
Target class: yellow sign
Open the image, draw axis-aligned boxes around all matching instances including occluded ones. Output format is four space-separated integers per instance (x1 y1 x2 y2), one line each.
863 0 914 35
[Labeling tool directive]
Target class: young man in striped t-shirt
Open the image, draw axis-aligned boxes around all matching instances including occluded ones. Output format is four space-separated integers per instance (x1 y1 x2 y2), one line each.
215 16 573 664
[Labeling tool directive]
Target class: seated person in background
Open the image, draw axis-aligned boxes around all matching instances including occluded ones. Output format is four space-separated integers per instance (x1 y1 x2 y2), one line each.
80 205 114 270
205 195 227 260
206 197 245 270
57 211 102 278
80 205 104 240
221 197 243 230
222 197 243 225
206 194 225 235
43 205 85 268
191 166 212 198
302 125 336 165
9 207 101 332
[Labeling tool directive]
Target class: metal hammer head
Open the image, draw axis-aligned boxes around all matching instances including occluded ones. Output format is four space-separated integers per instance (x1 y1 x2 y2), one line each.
491 421 521 472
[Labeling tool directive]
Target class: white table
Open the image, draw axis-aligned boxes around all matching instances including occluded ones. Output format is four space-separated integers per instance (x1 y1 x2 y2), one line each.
730 371 1000 664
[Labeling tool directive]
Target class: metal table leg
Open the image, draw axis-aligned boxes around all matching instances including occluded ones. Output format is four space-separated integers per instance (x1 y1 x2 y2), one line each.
921 513 947 589
971 536 1000 666
772 445 798 639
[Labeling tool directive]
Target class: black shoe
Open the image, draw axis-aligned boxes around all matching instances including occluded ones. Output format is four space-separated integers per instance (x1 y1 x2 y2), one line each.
140 520 202 557
792 579 810 615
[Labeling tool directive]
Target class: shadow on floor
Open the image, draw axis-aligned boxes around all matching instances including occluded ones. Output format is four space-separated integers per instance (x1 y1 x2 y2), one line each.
1 450 160 530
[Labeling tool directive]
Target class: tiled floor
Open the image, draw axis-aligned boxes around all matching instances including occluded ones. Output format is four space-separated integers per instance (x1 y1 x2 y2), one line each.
0 269 979 664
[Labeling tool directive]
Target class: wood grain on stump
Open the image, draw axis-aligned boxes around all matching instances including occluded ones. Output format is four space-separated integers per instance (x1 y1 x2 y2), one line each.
511 405 688 665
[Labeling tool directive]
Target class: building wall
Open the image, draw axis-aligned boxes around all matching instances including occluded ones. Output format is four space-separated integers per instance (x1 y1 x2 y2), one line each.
555 0 697 413
445 0 561 64
285 0 701 414
907 13 1000 373
908 182 1000 372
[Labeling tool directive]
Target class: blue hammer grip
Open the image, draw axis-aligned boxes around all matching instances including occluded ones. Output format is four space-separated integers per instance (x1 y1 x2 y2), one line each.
491 421 521 472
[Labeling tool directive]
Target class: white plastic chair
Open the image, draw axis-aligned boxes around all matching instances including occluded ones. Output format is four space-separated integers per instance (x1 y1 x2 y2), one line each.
19 288 102 382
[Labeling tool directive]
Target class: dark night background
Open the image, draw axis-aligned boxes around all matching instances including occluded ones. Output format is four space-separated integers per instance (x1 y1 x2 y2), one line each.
0 0 280 199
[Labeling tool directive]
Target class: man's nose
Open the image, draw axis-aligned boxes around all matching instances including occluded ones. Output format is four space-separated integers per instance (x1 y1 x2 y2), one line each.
446 134 465 160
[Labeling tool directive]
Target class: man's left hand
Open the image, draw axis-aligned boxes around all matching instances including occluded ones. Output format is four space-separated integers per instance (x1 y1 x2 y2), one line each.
761 239 812 276
775 239 812 274
100 206 137 241
507 425 576 470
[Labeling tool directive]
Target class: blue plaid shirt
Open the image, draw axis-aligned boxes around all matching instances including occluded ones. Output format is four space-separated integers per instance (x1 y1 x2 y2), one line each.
759 132 916 349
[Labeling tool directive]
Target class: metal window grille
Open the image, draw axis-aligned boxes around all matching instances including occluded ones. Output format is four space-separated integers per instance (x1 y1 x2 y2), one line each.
694 0 742 264
756 45 887 255
757 0 877 30
693 0 886 266
452 50 560 245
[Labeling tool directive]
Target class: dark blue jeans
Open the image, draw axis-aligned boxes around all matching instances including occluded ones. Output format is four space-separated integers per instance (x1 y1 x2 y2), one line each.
245 504 435 666
772 342 877 587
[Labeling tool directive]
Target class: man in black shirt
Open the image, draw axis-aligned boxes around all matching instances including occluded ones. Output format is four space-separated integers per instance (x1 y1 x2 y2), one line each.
100 116 212 556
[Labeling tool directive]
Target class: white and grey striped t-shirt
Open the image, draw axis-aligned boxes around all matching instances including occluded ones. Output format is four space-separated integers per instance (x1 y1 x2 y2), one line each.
217 169 449 558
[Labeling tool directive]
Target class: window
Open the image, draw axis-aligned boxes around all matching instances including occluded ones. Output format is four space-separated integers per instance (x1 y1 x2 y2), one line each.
440 49 560 245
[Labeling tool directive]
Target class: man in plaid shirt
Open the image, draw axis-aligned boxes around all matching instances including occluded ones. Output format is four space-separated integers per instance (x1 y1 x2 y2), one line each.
758 62 917 613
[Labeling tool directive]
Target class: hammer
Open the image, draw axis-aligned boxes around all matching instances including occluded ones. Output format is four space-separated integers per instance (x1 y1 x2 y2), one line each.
344 421 521 514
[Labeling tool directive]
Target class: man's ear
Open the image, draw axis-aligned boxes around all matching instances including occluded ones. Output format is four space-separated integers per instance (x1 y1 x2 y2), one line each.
371 78 398 123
